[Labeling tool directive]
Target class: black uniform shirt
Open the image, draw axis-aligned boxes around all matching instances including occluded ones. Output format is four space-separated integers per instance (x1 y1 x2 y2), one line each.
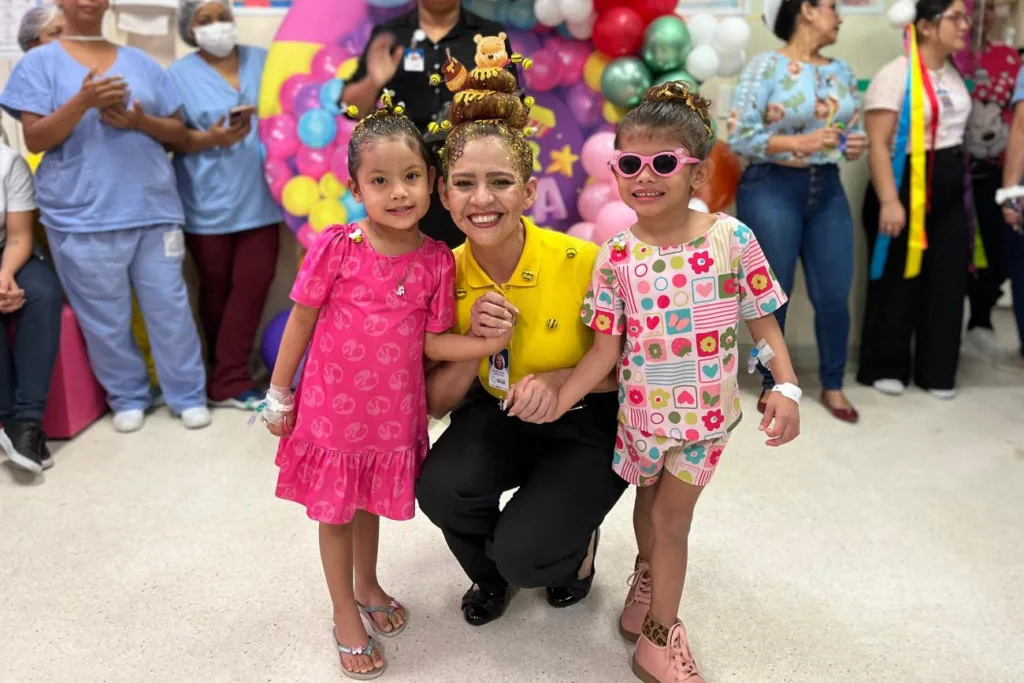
350 8 518 133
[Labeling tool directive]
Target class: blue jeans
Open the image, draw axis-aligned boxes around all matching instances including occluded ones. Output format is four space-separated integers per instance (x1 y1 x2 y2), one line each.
0 255 63 423
736 163 854 391
46 225 207 414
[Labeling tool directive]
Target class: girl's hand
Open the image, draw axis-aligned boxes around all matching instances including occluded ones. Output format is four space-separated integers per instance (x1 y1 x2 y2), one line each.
471 291 518 338
879 199 906 237
261 385 295 437
481 324 514 357
843 133 867 161
759 393 800 447
266 410 295 437
1002 204 1022 230
505 373 561 422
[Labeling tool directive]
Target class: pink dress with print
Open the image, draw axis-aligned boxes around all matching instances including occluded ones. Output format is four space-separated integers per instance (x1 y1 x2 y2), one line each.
275 223 455 524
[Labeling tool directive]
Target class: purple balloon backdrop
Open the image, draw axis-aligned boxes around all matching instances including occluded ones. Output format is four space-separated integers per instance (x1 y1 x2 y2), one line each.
525 92 587 233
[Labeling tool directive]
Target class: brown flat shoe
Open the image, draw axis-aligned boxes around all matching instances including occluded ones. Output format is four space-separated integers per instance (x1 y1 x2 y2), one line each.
820 391 859 423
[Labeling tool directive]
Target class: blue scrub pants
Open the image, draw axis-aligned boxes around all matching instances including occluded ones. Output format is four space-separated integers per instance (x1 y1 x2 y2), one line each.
46 224 207 414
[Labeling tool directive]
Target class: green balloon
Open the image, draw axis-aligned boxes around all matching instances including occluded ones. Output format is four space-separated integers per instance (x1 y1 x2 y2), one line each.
654 70 700 93
601 57 653 109
642 16 692 73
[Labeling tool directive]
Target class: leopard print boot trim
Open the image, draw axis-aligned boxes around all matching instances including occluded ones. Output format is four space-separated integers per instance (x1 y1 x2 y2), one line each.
642 612 670 647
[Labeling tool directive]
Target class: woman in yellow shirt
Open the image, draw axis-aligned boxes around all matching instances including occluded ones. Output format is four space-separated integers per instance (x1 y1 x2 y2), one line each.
418 72 625 627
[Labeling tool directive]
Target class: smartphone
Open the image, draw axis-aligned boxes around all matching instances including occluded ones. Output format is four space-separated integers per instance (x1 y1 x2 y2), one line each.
229 105 256 126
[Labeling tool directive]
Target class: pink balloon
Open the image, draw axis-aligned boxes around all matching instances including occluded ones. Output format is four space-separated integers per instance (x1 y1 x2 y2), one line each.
264 158 294 201
523 48 563 93
577 180 620 222
334 115 358 149
567 221 596 241
330 146 351 182
280 74 315 115
263 114 300 161
296 223 317 249
594 201 637 243
555 41 590 87
311 45 352 82
296 144 333 179
581 131 617 181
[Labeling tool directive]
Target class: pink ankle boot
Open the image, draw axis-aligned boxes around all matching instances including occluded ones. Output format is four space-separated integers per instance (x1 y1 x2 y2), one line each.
632 621 705 683
619 560 652 641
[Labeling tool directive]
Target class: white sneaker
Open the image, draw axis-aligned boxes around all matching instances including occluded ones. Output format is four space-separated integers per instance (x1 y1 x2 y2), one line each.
928 388 957 400
180 406 212 429
113 409 145 433
872 379 905 396
963 327 1003 360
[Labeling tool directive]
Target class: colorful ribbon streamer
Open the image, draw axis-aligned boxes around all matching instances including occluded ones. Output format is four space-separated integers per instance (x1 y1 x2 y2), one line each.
869 27 936 280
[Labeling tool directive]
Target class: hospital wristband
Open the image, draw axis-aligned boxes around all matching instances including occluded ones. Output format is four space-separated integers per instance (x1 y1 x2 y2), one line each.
771 383 802 404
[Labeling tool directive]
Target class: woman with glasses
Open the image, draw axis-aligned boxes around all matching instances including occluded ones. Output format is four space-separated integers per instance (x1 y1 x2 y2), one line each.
168 0 281 411
729 0 864 423
857 0 973 399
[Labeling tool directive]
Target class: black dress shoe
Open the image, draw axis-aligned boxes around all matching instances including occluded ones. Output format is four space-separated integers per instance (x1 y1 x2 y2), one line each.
461 585 510 626
546 528 600 608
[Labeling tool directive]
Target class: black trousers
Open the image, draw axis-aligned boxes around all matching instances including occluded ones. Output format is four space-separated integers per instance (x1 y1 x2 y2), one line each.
416 389 627 594
857 147 971 390
966 160 1009 330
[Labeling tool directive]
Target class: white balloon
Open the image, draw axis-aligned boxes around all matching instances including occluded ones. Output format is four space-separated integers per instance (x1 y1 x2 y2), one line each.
685 45 720 83
561 0 594 24
534 0 564 27
567 14 596 39
714 17 751 54
716 49 746 78
685 13 718 47
688 198 710 213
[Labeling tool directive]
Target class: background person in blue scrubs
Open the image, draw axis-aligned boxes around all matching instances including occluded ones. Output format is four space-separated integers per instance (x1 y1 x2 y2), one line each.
169 0 281 411
0 0 210 434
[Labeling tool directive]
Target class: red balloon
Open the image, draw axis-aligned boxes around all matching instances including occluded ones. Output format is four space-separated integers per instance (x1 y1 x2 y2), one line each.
594 0 630 11
635 0 678 22
592 7 645 58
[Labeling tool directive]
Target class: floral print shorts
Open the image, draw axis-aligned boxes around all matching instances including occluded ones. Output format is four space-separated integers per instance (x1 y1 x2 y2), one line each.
613 422 729 488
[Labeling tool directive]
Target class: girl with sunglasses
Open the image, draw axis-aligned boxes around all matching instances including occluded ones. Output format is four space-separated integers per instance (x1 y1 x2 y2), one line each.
539 83 802 683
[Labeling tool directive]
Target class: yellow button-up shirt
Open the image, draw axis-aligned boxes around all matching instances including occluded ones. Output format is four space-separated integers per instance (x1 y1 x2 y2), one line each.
453 218 599 399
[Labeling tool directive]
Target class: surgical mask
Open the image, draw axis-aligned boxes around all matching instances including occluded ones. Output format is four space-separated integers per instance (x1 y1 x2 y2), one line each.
194 22 237 58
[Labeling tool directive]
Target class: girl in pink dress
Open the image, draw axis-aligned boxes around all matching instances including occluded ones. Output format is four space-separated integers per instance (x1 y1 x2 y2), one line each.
259 95 510 680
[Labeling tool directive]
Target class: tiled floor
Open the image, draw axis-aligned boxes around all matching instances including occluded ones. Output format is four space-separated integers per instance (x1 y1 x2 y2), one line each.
2 325 1023 682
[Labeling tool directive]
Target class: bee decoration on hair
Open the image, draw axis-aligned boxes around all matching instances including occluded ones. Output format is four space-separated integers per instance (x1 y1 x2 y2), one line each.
652 82 715 140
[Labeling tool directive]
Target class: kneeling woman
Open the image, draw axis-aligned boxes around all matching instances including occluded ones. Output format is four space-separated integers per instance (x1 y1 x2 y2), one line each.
417 72 626 625
858 0 973 398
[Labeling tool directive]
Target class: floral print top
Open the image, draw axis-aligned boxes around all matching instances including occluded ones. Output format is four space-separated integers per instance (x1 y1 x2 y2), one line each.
581 215 787 442
728 52 862 165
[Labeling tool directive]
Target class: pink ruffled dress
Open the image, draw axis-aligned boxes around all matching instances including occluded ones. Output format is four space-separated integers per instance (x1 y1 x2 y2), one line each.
274 223 455 524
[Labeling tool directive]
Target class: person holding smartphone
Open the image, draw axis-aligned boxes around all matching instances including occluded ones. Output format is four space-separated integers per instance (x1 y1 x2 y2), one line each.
168 0 282 411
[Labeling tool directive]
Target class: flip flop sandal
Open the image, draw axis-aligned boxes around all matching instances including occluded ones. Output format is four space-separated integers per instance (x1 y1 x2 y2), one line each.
356 599 409 638
332 627 386 680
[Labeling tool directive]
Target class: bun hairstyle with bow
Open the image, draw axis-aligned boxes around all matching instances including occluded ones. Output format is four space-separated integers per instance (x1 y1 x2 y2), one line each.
615 82 715 160
428 36 536 181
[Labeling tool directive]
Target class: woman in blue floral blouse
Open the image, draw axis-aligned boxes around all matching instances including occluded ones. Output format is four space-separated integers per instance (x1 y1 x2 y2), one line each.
729 0 864 423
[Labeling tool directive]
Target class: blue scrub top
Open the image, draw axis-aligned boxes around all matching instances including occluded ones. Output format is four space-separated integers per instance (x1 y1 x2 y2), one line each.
0 42 184 233
169 46 281 235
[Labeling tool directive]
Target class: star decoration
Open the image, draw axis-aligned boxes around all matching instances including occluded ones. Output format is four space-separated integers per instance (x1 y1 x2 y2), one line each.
546 145 579 178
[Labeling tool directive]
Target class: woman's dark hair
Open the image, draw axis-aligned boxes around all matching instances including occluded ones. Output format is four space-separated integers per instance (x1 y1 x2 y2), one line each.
347 93 432 181
772 0 822 41
614 82 715 160
915 0 957 25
